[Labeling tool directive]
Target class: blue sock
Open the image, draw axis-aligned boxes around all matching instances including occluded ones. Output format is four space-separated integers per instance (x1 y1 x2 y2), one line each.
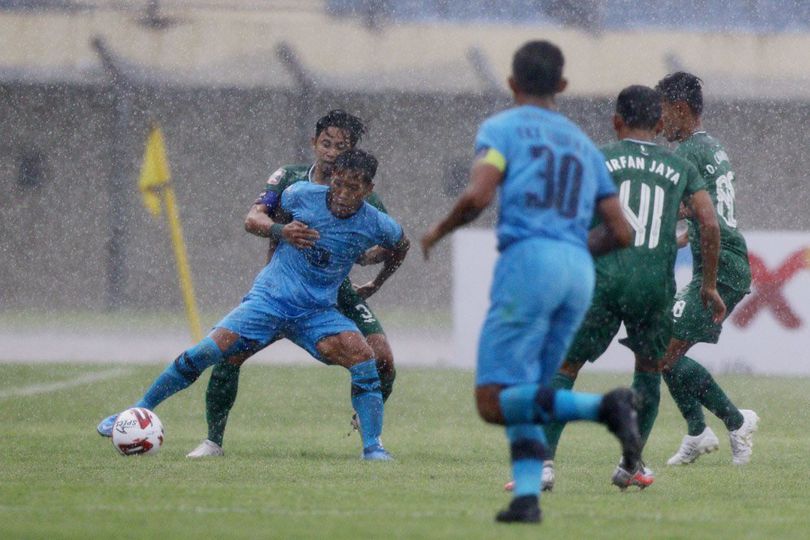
136 337 224 410
349 359 383 450
500 384 603 425
551 389 602 422
507 424 547 498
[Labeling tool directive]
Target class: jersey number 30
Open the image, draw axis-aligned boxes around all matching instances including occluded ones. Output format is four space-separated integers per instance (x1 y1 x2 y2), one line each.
619 180 665 249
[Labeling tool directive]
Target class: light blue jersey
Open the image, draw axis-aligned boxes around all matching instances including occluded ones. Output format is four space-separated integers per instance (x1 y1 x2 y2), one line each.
249 182 403 318
476 105 615 387
475 105 616 252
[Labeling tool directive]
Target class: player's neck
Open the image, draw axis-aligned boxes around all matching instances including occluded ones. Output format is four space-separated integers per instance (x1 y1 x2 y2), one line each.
310 163 330 185
515 94 556 110
679 118 703 141
618 127 656 143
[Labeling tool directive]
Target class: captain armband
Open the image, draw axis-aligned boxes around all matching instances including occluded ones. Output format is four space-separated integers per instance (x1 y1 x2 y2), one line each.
477 148 506 173
254 190 281 212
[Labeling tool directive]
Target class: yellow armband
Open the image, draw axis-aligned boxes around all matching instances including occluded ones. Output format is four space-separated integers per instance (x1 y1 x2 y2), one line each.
478 148 506 173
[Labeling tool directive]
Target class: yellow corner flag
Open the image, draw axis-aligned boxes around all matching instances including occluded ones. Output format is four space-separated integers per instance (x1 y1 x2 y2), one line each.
138 125 203 342
138 126 171 217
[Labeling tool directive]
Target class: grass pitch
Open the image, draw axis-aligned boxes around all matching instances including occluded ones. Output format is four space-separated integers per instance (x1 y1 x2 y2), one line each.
1 363 807 539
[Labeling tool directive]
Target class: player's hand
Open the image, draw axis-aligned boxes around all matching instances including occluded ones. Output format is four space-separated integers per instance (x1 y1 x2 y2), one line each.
421 224 442 260
678 202 693 219
354 281 380 299
282 221 319 249
700 285 727 323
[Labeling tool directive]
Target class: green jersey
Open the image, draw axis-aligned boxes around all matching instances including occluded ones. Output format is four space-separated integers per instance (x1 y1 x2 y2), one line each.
677 132 750 291
597 139 705 283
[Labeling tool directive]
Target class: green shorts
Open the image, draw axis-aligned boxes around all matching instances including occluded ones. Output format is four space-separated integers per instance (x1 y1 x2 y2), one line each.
567 271 675 365
336 280 385 337
671 280 748 344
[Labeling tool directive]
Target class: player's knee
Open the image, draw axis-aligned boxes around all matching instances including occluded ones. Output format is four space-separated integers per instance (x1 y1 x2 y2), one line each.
475 387 504 424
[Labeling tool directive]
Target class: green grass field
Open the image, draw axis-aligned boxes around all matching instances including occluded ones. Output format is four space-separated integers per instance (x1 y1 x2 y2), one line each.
1 364 807 539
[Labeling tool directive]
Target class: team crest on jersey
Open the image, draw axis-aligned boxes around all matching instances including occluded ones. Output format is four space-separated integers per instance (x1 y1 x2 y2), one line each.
266 168 285 185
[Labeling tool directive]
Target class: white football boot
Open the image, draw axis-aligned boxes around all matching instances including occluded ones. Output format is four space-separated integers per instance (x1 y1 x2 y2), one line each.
729 409 759 465
186 439 224 458
666 427 720 465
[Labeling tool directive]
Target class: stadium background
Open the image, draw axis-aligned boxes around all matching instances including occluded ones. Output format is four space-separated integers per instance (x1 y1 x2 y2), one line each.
1 0 809 366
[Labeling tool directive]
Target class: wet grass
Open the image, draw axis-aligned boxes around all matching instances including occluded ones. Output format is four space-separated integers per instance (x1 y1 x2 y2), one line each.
0 364 807 539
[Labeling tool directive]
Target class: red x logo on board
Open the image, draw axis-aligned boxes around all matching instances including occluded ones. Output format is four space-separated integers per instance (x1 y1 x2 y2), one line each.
732 249 809 329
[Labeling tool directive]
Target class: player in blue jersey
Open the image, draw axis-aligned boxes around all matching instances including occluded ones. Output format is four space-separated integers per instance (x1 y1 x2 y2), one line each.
421 40 639 524
97 149 410 461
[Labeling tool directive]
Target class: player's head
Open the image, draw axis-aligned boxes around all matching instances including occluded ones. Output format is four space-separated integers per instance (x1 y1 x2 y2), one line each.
328 148 377 217
613 85 663 135
655 72 703 142
312 110 367 175
508 40 567 99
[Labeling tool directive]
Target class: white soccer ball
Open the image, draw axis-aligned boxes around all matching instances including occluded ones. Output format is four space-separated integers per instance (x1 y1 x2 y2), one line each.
111 407 164 456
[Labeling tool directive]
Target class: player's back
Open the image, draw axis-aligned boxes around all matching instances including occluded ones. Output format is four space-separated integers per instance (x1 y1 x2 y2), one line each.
597 139 704 280
476 105 615 252
677 132 749 290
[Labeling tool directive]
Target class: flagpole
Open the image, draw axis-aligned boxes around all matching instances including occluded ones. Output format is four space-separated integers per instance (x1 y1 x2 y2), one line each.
138 125 203 342
162 184 203 341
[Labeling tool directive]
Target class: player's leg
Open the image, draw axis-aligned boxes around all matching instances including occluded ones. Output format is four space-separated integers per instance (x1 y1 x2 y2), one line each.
97 328 234 436
98 296 279 438
188 336 267 457
663 283 755 464
295 309 389 460
338 280 396 403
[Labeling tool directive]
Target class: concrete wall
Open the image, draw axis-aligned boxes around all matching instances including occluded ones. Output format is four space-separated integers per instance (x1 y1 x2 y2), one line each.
2 82 809 315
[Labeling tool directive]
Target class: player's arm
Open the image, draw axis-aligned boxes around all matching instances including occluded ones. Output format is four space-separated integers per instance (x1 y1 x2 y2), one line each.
421 150 502 260
588 195 633 256
684 189 726 322
355 235 410 299
356 245 390 266
244 191 319 250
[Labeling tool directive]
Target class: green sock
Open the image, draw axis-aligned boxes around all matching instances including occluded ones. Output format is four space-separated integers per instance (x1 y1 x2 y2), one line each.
380 367 396 403
542 372 576 459
631 371 661 446
682 356 744 431
663 356 707 436
205 363 241 447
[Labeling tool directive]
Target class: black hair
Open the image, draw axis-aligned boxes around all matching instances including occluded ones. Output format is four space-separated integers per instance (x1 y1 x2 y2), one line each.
511 40 564 97
315 109 366 147
655 72 704 115
333 148 378 183
616 85 662 130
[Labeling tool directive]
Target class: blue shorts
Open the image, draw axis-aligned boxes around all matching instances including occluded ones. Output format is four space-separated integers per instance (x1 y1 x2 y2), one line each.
476 238 595 387
215 293 360 362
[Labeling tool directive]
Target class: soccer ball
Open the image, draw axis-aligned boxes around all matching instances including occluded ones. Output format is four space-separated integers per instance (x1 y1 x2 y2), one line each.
111 407 164 456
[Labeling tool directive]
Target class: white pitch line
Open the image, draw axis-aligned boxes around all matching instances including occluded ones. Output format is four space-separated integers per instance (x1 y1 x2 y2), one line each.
0 368 132 399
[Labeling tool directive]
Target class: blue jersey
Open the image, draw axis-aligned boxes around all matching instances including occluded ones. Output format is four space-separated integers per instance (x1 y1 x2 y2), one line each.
475 105 616 252
248 182 403 318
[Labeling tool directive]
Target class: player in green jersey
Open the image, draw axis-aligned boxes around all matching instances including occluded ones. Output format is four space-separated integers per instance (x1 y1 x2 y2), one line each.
187 110 399 457
505 85 724 492
655 72 759 466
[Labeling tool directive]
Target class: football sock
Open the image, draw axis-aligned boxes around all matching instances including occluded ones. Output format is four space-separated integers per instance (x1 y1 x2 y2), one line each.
506 424 548 498
349 359 384 450
680 356 744 431
499 383 602 425
542 372 576 459
379 367 396 403
205 363 241 447
663 356 707 436
136 337 224 410
632 371 661 445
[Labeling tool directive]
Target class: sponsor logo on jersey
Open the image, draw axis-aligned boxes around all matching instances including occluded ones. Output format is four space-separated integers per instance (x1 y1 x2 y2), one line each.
266 168 285 185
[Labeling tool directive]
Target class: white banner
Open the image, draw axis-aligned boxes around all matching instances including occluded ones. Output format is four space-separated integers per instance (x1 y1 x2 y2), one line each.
453 230 810 375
